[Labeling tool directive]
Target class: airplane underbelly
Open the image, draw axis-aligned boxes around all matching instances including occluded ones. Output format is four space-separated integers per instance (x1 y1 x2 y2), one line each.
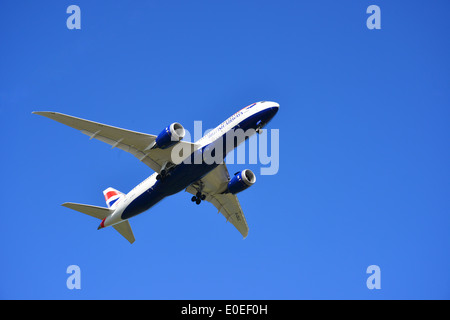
162 160 219 195
121 190 164 219
121 161 217 220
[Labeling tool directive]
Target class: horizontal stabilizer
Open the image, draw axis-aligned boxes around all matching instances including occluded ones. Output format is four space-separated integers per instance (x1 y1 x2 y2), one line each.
112 220 135 244
62 202 135 244
62 202 112 220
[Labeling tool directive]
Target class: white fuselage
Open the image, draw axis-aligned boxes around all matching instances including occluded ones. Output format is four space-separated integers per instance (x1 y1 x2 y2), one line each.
102 101 279 227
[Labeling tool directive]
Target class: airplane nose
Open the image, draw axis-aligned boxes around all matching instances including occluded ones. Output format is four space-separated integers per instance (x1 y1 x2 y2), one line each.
269 104 279 118
259 104 279 126
271 105 279 114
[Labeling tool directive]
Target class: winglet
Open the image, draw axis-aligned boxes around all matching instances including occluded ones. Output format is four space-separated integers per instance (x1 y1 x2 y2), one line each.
32 111 54 116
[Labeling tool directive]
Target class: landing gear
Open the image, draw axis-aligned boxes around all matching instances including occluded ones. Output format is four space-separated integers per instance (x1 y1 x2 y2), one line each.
191 191 206 205
156 169 166 180
256 120 264 135
156 163 174 181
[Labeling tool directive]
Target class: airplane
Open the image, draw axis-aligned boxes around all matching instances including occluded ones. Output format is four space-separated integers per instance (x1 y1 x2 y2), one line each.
33 101 279 243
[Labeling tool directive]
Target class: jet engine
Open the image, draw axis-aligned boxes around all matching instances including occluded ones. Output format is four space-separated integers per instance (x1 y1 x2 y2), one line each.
227 169 256 194
153 123 185 149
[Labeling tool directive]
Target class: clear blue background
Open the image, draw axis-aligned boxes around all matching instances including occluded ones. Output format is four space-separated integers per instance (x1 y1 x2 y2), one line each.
1 0 449 299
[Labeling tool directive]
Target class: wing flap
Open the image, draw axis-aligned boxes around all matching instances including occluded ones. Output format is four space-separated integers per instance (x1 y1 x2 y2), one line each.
186 163 249 238
207 193 249 239
33 111 198 173
34 111 156 150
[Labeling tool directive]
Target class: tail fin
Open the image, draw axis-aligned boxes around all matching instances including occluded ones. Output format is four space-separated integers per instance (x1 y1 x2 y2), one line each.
103 187 125 209
62 202 136 244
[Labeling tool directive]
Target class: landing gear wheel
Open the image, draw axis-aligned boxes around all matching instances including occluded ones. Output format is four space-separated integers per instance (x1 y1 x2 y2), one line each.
156 174 161 180
193 185 205 204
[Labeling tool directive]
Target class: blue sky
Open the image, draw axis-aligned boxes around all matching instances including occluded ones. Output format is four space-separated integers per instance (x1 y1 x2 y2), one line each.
1 0 449 299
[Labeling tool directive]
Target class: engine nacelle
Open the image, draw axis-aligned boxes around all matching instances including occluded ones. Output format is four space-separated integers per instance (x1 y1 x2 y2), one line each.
227 169 256 194
154 123 185 149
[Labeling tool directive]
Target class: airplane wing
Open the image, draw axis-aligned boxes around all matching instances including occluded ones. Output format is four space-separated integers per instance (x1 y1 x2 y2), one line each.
33 111 198 173
186 163 249 238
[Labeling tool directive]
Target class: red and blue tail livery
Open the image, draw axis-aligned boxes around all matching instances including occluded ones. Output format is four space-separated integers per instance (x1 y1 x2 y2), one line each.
103 187 124 209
